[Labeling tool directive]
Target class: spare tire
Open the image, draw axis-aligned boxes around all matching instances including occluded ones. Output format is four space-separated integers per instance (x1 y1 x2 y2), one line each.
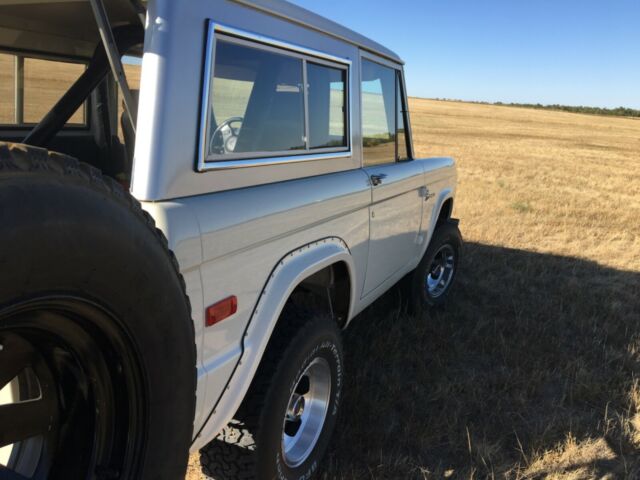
0 143 196 480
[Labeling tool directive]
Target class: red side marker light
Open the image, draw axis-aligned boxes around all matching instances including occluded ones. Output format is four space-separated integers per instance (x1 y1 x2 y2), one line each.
206 296 237 327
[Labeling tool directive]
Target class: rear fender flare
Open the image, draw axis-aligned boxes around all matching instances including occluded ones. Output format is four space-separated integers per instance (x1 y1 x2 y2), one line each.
191 237 355 450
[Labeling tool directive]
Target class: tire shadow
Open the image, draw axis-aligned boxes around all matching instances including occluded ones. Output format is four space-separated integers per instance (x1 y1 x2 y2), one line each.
321 242 640 479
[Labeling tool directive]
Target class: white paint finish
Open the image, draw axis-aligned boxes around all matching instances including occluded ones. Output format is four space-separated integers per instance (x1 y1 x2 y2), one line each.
128 0 458 451
144 168 372 439
140 201 209 433
178 269 208 431
132 0 365 201
190 238 356 451
231 0 402 64
143 156 456 446
0 0 460 459
418 156 457 245
192 169 372 263
187 169 370 430
362 160 425 295
141 201 203 270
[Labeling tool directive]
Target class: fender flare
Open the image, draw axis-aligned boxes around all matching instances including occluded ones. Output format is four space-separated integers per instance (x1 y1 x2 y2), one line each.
191 237 356 450
420 188 455 259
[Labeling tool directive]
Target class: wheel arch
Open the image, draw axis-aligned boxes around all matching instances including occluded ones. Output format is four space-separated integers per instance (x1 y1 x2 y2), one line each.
287 260 352 328
436 197 454 226
191 237 355 451
419 188 456 261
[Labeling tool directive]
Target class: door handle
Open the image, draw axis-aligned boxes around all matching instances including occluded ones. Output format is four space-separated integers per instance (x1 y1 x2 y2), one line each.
419 186 436 200
370 173 387 186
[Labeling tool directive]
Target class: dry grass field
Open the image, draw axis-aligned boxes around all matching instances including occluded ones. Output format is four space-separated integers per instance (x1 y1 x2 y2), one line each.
186 99 640 479
2 55 639 478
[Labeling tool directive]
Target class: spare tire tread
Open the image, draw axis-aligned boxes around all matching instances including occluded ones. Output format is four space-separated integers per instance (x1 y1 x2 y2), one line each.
0 141 197 478
0 142 192 320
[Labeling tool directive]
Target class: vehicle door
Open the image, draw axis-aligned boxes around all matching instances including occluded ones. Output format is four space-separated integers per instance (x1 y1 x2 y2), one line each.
361 55 424 296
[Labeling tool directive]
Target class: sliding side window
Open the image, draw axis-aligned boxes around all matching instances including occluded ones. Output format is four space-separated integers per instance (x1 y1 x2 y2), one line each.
202 33 350 164
307 62 347 149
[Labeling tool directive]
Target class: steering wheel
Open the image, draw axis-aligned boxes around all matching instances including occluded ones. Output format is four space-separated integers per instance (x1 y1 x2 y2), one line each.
209 116 244 155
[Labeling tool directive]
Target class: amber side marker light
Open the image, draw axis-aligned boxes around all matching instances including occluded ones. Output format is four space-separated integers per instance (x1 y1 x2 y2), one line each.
206 296 238 326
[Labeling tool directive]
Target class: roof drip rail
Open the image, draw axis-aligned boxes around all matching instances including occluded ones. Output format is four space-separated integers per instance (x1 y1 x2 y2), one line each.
89 0 137 134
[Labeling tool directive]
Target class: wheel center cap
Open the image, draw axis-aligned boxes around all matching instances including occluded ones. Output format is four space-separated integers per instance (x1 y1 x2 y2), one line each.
286 393 305 421
292 395 305 418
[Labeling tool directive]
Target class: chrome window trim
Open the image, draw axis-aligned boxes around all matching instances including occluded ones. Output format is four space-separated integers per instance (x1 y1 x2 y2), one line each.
197 151 352 171
197 21 353 172
215 22 353 67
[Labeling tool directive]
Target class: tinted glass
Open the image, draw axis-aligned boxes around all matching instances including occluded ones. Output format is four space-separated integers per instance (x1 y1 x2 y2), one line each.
307 62 347 149
361 59 396 165
208 40 305 157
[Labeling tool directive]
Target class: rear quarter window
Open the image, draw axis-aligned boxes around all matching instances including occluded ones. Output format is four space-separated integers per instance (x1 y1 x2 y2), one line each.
199 26 351 168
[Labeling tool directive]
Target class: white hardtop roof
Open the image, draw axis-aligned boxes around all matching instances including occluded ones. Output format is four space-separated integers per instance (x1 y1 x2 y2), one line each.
235 0 404 65
0 0 403 64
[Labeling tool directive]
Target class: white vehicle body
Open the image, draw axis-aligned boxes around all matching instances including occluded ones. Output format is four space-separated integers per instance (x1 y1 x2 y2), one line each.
128 0 456 451
0 0 457 457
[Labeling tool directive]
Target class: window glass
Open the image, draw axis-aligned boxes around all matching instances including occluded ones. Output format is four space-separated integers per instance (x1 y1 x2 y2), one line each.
0 54 86 126
24 58 85 124
0 54 14 123
207 40 305 157
361 59 396 165
396 74 409 161
307 62 347 149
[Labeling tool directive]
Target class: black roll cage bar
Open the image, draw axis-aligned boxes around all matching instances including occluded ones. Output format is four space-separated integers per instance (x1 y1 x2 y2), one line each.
24 0 144 148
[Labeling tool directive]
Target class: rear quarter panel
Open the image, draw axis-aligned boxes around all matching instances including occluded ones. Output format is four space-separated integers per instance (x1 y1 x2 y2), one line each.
143 168 371 437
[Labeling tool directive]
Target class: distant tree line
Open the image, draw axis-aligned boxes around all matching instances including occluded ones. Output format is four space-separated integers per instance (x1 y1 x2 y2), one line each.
494 102 640 118
427 98 640 118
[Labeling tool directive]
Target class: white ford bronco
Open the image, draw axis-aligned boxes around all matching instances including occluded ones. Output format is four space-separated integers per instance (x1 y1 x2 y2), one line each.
0 1 461 479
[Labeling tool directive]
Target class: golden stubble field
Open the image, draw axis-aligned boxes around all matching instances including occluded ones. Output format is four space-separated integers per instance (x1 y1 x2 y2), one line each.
188 100 640 479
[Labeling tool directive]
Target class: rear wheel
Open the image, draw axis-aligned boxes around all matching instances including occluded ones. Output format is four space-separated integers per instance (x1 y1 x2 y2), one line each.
0 142 196 480
200 307 343 480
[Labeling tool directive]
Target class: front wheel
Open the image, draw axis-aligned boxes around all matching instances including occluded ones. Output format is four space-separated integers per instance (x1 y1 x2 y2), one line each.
200 307 343 480
409 220 462 312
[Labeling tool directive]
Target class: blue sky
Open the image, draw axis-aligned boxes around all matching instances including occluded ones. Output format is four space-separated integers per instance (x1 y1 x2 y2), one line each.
290 0 640 109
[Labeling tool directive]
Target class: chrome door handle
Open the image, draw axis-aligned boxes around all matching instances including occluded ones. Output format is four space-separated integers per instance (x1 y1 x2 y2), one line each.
419 186 436 200
370 173 387 186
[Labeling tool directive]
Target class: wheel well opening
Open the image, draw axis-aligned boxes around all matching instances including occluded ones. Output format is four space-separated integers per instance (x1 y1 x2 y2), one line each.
437 198 454 226
287 262 351 328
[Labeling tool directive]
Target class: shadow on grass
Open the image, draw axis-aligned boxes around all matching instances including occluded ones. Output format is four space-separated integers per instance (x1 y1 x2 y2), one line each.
321 242 640 479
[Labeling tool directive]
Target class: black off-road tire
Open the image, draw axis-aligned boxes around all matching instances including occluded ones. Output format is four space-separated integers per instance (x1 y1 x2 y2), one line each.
0 142 196 479
199 306 343 480
409 220 462 312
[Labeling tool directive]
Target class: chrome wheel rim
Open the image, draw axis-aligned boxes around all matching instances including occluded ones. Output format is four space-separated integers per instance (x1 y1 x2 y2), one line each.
281 357 331 468
425 244 456 298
